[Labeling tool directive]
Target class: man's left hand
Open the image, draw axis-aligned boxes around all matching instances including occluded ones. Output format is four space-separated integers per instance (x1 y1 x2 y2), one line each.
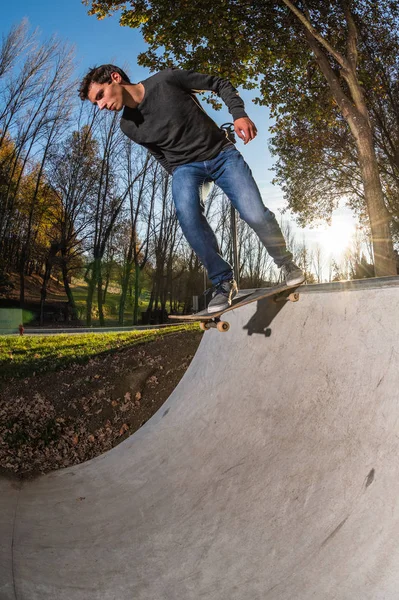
234 117 258 145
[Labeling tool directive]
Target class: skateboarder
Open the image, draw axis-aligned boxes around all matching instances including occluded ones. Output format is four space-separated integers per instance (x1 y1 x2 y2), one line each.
79 65 305 312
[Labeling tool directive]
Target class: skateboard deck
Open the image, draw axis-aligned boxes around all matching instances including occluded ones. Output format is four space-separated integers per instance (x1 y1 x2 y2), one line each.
168 282 302 332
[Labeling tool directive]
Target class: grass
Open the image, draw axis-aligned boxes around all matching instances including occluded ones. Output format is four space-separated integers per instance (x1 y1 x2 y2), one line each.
0 323 199 381
69 280 152 324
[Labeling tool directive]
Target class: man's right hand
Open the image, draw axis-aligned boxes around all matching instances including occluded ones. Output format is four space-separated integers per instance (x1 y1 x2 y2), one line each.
234 117 258 145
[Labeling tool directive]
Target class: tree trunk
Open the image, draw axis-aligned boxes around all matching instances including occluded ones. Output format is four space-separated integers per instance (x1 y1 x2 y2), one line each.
61 259 78 320
97 271 105 326
133 263 141 325
146 287 155 320
119 264 128 326
39 260 53 325
86 259 100 326
86 278 95 327
19 259 25 308
40 244 58 325
355 128 396 276
102 262 111 305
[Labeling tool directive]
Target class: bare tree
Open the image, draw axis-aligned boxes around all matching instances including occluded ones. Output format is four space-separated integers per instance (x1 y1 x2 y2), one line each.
43 106 100 322
0 32 76 280
146 167 182 321
312 243 324 283
117 145 151 324
85 110 146 326
0 19 31 81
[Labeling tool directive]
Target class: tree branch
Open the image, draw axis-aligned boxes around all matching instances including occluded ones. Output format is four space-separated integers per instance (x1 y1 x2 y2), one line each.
302 29 356 123
340 0 358 70
281 0 349 69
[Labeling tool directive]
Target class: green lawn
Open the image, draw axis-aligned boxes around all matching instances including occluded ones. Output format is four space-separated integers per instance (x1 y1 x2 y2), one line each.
0 324 199 380
70 281 154 324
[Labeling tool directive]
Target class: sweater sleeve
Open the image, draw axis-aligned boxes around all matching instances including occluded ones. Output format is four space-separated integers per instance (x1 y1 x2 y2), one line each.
172 69 248 121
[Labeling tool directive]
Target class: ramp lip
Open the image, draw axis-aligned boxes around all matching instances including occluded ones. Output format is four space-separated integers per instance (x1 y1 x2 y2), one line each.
236 276 399 298
291 276 399 294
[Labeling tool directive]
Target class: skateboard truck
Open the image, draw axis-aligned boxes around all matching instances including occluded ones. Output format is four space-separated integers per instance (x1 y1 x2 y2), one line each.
273 291 300 303
199 317 230 333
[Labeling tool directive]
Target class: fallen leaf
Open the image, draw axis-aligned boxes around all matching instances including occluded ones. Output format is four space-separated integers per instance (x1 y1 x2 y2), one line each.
119 423 129 435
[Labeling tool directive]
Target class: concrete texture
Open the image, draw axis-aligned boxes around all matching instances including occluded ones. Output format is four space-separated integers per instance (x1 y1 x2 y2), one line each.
1 277 399 600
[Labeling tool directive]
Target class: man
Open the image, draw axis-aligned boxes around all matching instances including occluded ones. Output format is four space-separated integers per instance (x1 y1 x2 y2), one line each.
79 65 305 312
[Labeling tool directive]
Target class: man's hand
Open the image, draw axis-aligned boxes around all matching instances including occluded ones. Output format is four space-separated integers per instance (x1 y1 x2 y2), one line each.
234 117 257 145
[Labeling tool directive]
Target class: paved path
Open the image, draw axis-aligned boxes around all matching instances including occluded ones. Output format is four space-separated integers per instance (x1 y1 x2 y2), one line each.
4 323 184 336
2 277 399 599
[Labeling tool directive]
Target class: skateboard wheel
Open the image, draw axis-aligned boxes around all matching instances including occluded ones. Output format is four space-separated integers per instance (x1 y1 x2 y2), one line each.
288 293 300 302
217 321 230 332
200 322 211 331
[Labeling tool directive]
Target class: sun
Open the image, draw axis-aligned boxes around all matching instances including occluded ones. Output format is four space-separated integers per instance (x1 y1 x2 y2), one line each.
317 213 358 260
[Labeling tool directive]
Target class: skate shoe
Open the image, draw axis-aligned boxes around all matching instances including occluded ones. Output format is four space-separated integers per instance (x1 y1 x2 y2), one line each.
207 279 238 313
280 261 306 287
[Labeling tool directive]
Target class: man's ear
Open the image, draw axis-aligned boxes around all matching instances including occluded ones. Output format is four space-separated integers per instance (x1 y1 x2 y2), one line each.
110 72 122 83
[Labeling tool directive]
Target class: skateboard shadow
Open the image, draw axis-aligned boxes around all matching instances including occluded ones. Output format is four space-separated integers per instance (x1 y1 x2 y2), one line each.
243 293 291 337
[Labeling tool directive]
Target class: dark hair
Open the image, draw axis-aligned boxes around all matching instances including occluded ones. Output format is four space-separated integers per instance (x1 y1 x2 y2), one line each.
78 64 131 100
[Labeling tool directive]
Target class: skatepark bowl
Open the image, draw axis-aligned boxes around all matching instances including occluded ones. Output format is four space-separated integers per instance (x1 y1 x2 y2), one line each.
1 276 399 600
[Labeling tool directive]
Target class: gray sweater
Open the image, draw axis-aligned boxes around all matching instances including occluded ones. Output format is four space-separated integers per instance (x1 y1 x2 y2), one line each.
120 69 248 174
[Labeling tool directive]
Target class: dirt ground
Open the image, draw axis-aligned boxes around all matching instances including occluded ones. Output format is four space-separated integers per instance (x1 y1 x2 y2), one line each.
0 330 203 479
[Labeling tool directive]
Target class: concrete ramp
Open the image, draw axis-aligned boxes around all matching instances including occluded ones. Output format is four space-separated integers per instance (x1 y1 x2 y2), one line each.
1 277 399 600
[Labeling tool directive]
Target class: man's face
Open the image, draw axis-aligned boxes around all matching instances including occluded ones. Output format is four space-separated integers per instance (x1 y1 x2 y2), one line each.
88 73 125 111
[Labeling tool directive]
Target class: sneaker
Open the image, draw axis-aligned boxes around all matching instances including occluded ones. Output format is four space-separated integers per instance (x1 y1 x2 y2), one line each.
280 261 306 287
207 279 238 313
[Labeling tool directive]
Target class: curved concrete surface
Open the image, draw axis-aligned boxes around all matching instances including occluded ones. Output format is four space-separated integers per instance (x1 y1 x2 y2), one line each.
2 277 399 600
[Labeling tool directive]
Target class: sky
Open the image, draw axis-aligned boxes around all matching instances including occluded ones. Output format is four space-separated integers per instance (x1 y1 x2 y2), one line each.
2 1 358 275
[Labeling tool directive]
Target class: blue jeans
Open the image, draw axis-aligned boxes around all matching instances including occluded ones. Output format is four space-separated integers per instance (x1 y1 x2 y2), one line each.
171 145 293 285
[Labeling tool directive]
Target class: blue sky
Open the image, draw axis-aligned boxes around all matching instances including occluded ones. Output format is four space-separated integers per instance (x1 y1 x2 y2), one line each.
2 1 358 272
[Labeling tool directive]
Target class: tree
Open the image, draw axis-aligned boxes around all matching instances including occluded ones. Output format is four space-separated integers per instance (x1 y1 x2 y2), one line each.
0 27 76 307
0 19 31 81
116 144 152 325
84 110 147 325
146 167 181 321
312 243 324 283
47 110 101 321
85 0 398 276
270 6 399 244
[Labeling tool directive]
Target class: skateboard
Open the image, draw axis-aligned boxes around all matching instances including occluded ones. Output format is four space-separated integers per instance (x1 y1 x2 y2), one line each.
168 282 301 332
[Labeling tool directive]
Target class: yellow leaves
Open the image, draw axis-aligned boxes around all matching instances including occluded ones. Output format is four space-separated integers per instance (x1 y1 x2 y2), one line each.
0 132 16 163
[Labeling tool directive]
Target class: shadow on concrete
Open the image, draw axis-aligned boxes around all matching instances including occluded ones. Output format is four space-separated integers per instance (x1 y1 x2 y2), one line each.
243 289 297 337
